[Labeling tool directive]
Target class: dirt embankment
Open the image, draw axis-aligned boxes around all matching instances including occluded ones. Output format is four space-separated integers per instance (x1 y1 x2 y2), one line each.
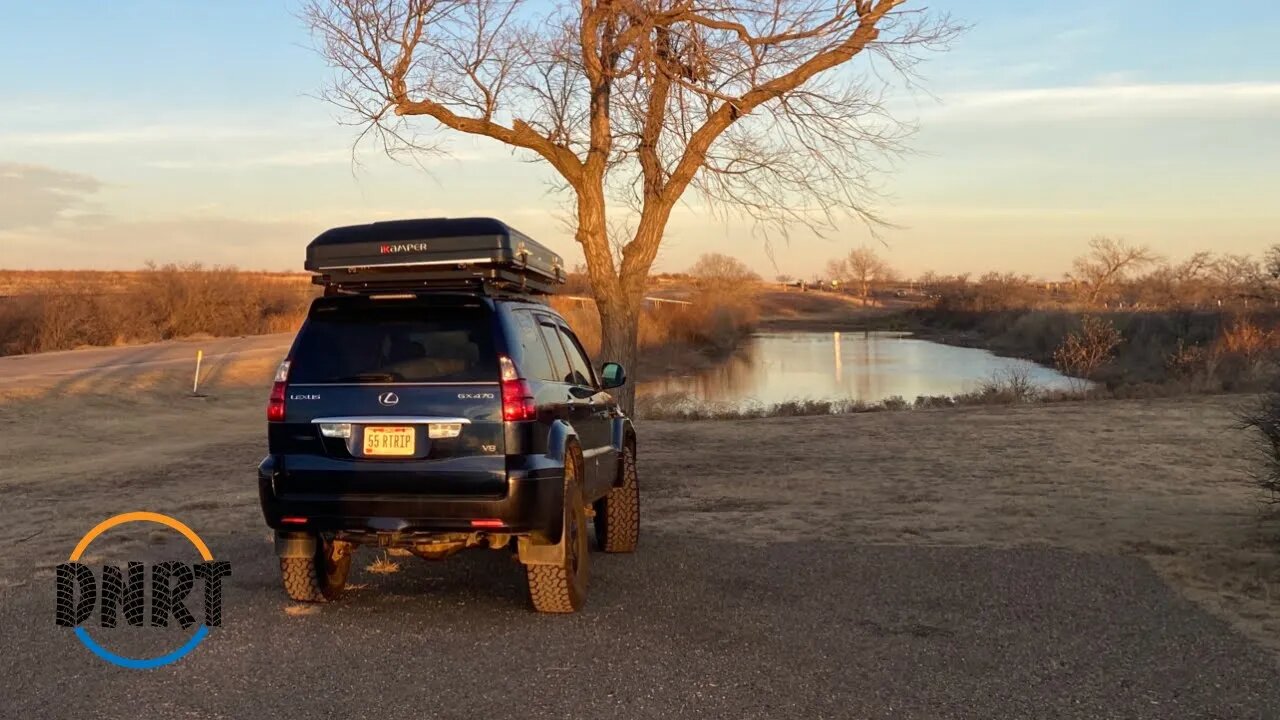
754 289 918 332
1 358 1277 652
907 307 1280 395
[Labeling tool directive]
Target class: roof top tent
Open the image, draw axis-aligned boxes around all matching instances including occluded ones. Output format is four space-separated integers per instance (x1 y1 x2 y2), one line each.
306 217 566 297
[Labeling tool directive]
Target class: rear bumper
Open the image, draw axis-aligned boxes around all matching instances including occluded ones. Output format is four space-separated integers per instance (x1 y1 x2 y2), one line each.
257 456 564 542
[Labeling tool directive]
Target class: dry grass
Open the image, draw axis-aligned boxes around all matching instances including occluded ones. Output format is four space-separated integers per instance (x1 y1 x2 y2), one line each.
635 392 884 420
284 605 322 617
0 265 314 356
365 552 401 574
914 308 1280 393
549 290 758 358
0 268 307 296
635 370 1087 420
638 395 1280 653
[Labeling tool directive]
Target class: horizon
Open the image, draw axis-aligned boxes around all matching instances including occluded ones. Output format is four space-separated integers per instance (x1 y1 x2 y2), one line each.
0 248 1253 287
2 1 1278 278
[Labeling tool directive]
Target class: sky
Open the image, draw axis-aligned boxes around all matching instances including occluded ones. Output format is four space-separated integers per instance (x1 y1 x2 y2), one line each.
1 1 1277 280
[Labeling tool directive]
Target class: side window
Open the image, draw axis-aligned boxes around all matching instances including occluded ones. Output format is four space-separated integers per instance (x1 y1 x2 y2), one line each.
513 311 557 382
538 321 571 384
556 326 597 388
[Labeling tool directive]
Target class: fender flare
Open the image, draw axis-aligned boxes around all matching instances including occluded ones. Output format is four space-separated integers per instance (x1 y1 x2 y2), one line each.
544 419 578 465
275 532 316 559
609 416 637 487
520 421 579 566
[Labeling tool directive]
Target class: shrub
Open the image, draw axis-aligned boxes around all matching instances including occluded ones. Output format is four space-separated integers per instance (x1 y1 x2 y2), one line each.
1162 316 1280 391
1053 315 1122 383
961 368 1039 404
1217 317 1277 361
0 295 55 354
1166 339 1218 382
1240 384 1280 501
546 292 758 360
0 266 315 356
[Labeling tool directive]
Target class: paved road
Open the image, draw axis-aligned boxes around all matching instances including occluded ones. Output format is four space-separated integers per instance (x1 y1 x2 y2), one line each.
0 334 292 387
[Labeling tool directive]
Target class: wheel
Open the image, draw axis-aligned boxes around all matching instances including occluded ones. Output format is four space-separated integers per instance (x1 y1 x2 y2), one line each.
594 442 639 553
526 447 589 613
279 535 352 603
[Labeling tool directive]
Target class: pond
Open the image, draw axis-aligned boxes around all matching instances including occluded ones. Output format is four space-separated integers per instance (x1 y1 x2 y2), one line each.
638 331 1080 407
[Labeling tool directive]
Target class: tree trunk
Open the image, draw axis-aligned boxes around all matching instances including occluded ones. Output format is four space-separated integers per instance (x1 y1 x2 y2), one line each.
596 290 641 414
573 180 643 415
573 172 670 416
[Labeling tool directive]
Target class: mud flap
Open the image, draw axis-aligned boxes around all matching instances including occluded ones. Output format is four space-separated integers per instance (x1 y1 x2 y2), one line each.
275 532 316 559
517 535 567 566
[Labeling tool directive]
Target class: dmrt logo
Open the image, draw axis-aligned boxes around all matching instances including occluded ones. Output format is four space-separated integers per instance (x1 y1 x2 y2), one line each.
56 512 231 669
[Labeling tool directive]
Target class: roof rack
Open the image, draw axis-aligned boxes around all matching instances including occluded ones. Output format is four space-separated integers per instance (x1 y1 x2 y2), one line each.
305 217 565 297
313 267 559 297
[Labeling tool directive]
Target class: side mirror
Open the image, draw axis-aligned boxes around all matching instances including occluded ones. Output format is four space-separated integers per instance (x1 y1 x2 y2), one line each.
600 362 626 389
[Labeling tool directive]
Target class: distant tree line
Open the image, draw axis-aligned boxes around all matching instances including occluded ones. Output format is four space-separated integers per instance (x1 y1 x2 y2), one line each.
572 237 1280 312
911 238 1280 312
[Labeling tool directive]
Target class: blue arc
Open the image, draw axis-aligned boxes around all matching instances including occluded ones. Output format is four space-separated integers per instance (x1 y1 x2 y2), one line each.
73 625 208 670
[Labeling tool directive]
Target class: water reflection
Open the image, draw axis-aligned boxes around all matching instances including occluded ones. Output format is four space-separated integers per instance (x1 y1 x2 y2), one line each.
639 331 1079 406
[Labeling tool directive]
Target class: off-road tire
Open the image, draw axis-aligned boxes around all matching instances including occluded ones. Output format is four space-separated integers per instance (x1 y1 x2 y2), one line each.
594 442 639 553
526 447 589 613
279 536 352 603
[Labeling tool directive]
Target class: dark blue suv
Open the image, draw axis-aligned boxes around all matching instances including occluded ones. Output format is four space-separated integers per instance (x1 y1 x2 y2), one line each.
258 218 638 613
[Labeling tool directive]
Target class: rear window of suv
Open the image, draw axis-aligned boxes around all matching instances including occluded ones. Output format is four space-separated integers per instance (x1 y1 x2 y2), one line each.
289 303 498 384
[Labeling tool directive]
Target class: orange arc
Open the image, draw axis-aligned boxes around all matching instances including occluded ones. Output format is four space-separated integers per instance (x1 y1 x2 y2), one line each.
69 512 213 562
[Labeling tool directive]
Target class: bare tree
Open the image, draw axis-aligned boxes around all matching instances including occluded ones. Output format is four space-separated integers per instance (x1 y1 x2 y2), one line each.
1267 245 1280 281
1131 252 1213 309
825 257 848 282
688 252 759 284
834 245 893 301
1175 251 1215 284
307 0 956 409
1213 254 1262 294
1068 237 1159 306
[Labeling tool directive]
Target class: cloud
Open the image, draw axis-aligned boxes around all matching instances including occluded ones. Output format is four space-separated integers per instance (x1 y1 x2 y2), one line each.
922 82 1280 122
0 124 292 148
143 148 355 170
0 161 312 268
135 138 515 171
0 163 103 231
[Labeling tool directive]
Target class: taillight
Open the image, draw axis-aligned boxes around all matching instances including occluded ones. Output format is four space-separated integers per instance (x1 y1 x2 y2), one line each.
499 356 536 422
267 359 290 422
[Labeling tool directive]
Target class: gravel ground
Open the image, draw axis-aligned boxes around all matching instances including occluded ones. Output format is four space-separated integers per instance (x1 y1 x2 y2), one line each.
4 535 1279 719
2 362 1278 718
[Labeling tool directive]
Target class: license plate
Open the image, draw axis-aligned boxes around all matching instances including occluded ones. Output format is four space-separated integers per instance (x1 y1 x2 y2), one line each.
362 426 416 456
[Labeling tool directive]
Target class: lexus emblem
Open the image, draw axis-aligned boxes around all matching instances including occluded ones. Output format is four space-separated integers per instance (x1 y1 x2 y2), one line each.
378 392 400 407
